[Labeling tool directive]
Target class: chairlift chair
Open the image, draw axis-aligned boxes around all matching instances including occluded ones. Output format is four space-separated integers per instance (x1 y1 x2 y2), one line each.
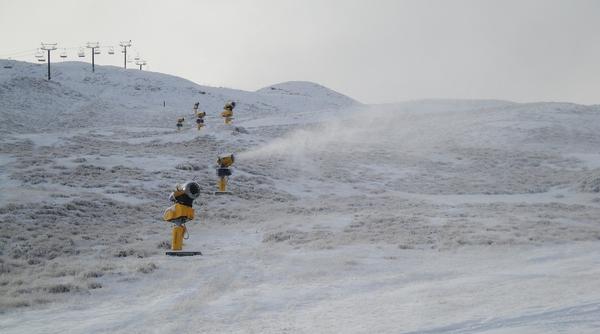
108 47 115 55
78 48 85 57
60 49 67 58
35 49 44 59
3 59 13 69
37 56 46 62
94 49 101 55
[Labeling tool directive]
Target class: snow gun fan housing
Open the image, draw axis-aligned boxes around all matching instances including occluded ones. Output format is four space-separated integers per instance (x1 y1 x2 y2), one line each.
217 154 234 168
163 182 200 222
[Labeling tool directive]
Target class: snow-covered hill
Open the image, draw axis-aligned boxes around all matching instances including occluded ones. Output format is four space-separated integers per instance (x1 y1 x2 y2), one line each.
1 61 600 333
257 80 358 109
0 60 360 134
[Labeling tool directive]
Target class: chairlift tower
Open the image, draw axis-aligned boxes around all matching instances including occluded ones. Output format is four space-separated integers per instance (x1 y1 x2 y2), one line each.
119 40 132 69
40 42 57 80
135 59 147 70
86 42 100 72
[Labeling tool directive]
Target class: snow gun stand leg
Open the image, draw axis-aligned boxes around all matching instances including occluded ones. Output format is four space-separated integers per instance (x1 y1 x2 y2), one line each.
166 219 202 256
214 166 232 195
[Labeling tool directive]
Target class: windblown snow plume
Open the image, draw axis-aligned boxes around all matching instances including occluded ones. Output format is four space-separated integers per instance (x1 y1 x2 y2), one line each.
240 101 507 165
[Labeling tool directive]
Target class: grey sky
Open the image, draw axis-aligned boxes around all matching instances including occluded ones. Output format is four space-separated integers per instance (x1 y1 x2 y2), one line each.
1 0 599 104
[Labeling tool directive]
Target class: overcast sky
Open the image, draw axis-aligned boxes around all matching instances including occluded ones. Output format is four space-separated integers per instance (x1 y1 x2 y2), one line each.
1 0 599 104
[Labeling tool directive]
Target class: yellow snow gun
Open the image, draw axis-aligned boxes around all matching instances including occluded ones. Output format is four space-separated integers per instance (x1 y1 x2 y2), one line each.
221 101 235 124
215 153 234 194
163 182 202 256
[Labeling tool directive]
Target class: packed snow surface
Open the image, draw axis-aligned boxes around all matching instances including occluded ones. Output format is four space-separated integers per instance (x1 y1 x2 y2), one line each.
1 60 600 333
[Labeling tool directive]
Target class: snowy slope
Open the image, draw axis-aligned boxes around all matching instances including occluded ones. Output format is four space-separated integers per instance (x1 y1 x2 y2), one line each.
1 61 600 333
0 60 360 134
257 81 359 110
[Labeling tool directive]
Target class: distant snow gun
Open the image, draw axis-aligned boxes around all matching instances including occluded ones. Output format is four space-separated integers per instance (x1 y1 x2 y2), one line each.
221 101 235 125
215 153 234 194
195 110 206 130
176 117 185 131
192 102 206 130
162 182 202 256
